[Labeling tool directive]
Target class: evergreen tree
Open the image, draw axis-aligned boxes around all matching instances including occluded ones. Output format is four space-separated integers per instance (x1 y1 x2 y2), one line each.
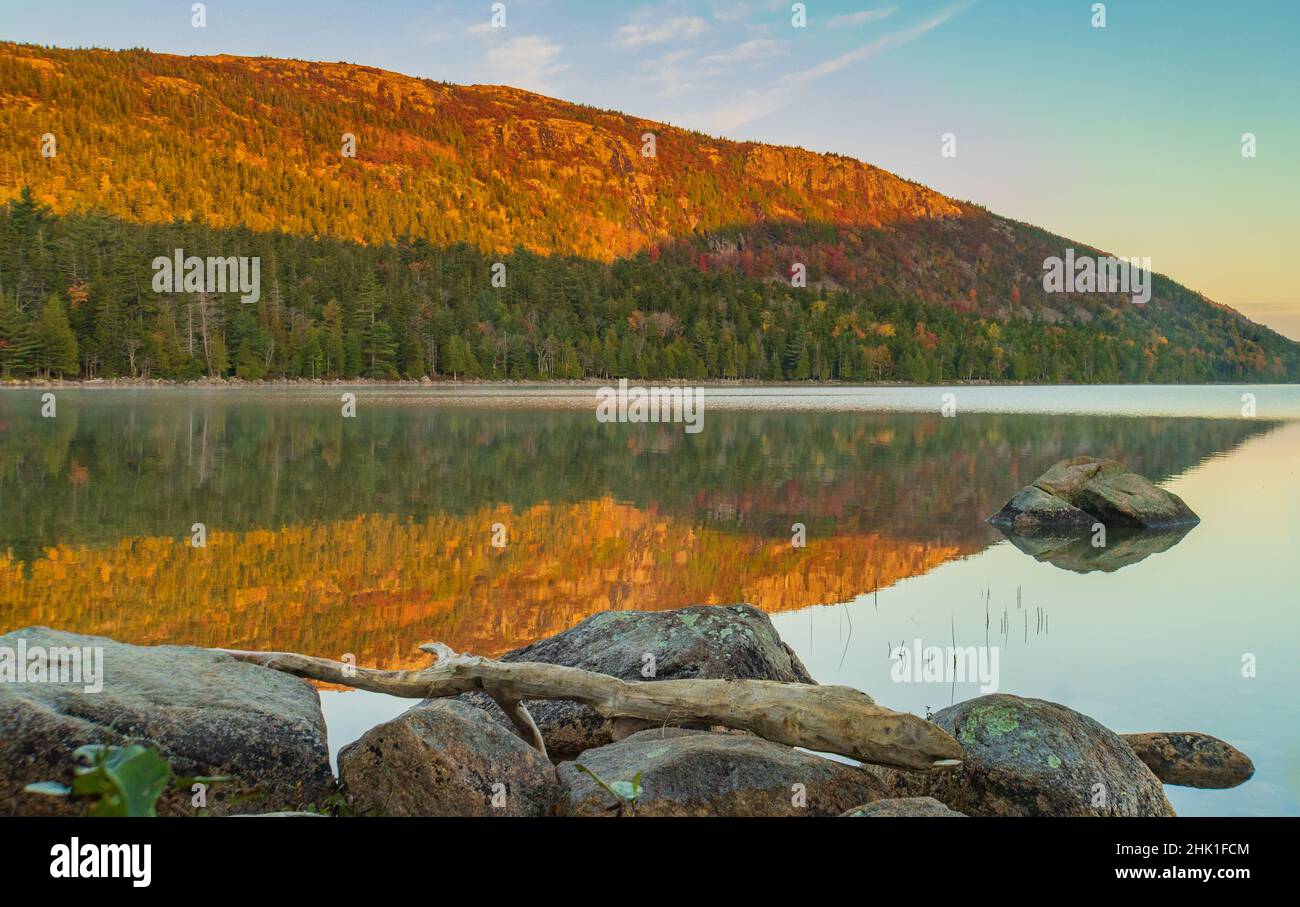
364 319 397 378
36 294 79 377
0 295 39 376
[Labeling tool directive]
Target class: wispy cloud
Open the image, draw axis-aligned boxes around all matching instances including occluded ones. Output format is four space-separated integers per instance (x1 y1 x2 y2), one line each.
712 1 750 22
615 14 711 48
698 39 789 66
826 7 898 29
798 3 970 81
637 49 701 97
485 36 567 93
639 37 789 98
697 1 974 132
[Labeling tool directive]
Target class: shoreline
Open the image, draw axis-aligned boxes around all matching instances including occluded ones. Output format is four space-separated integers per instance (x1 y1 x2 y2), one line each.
2 376 1296 390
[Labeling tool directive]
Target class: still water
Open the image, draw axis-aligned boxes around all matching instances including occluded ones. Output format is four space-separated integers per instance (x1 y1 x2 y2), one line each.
1 385 1296 816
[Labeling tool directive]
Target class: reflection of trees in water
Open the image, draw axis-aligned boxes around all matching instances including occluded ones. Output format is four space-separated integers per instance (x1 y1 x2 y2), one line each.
0 397 1280 665
0 397 1277 557
0 503 967 667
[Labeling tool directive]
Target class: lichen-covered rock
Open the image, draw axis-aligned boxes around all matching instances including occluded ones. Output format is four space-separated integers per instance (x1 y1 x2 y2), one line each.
841 797 965 817
1122 732 1255 789
874 694 1175 817
0 627 333 816
446 604 815 757
989 456 1199 531
338 700 563 816
559 728 886 817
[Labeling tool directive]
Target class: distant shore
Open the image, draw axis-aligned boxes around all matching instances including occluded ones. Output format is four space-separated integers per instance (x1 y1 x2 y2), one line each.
0 376 1291 390
0 376 1020 391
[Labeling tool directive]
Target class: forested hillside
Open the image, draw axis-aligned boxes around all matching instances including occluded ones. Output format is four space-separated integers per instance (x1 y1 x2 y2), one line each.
0 43 963 260
2 193 1295 382
0 41 1296 382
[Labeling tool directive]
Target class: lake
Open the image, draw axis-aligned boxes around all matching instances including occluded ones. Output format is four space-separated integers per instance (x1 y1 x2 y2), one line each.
1 384 1296 816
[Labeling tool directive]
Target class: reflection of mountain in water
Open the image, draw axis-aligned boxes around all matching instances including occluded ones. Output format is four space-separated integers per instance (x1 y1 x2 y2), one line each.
0 397 1279 554
0 501 965 667
994 524 1196 573
0 396 1280 666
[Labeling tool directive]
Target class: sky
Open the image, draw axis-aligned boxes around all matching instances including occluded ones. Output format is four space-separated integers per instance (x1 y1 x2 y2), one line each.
4 0 1299 338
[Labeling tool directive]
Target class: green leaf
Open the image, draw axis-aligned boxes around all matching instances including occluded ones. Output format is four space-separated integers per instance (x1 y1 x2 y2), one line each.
101 746 172 817
574 763 621 802
68 744 172 817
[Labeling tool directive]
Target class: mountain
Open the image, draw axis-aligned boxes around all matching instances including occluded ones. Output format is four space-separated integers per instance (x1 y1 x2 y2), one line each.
0 44 962 258
0 41 1296 383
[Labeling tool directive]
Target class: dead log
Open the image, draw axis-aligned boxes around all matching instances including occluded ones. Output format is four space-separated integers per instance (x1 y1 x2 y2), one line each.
216 642 963 772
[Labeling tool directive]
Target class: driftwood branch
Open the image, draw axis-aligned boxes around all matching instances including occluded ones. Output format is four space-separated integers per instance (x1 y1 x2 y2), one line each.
216 643 963 772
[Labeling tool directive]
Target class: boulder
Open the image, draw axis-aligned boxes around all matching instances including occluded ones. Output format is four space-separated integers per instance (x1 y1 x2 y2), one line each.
0 627 333 816
994 485 1095 531
1121 732 1255 789
558 727 886 817
874 694 1175 816
338 699 563 816
445 604 815 757
989 455 1199 531
841 796 965 817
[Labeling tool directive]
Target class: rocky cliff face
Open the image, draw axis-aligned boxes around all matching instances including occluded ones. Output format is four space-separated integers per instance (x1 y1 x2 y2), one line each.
0 42 967 262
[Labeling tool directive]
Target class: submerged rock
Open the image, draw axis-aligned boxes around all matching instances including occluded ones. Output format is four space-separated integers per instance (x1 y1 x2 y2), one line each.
447 604 815 757
874 694 1175 817
0 627 333 816
559 727 886 817
338 700 564 817
989 455 1199 531
1122 732 1255 789
841 796 965 817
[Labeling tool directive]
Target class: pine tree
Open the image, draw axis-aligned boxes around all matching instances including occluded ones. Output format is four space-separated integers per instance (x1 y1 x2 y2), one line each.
364 319 397 378
0 295 40 376
37 294 79 377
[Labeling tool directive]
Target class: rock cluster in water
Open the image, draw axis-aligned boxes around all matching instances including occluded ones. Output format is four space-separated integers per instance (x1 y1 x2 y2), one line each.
0 606 1251 817
989 455 1200 532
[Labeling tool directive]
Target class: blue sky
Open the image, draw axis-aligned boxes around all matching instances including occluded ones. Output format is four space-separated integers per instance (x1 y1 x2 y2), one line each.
4 0 1299 337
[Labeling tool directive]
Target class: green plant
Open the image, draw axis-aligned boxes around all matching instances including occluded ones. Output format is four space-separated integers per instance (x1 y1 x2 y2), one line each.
302 790 357 817
24 744 228 817
574 763 642 816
